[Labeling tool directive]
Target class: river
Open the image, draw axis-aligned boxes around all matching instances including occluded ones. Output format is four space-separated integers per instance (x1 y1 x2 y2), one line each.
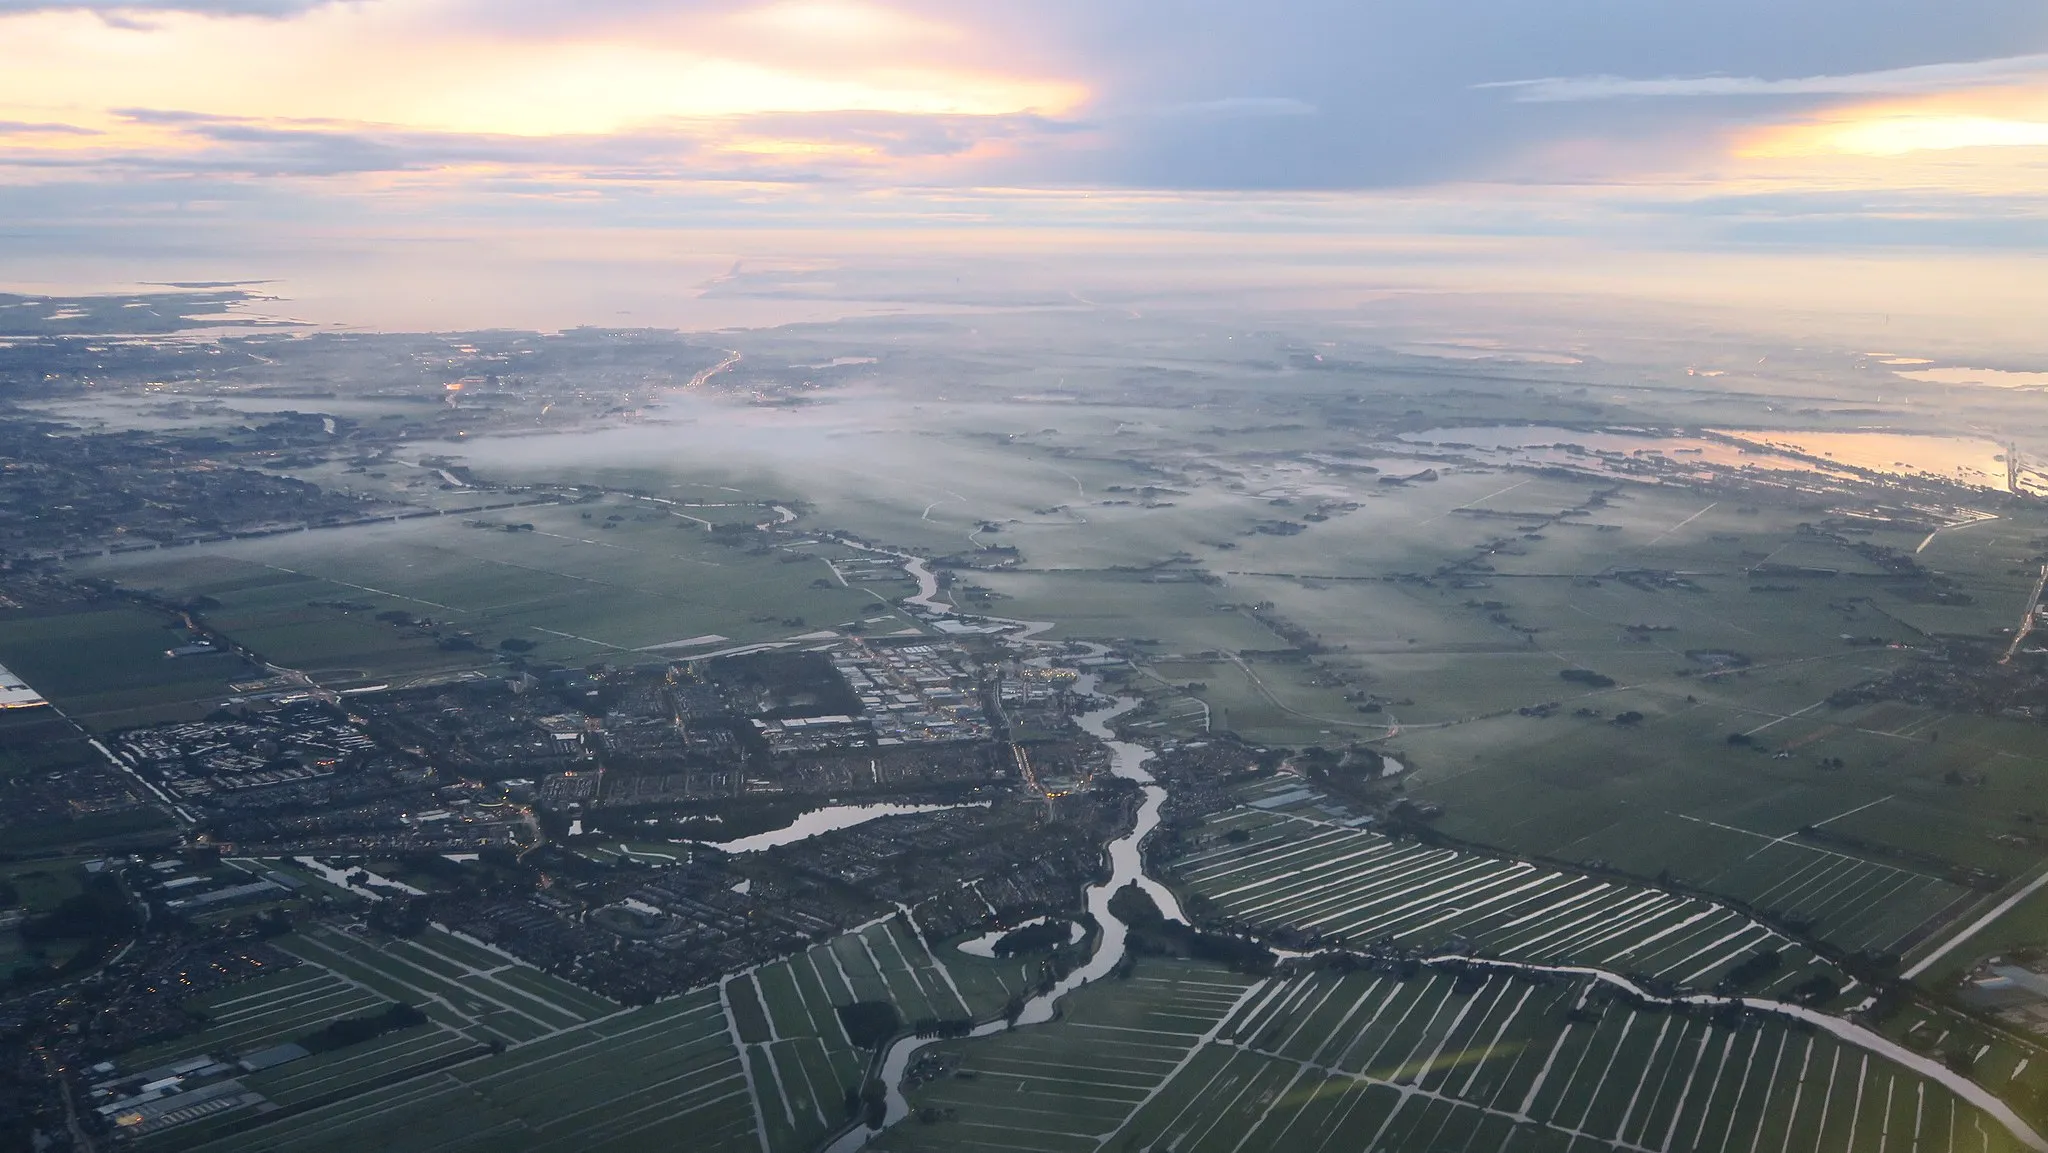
836 544 1054 637
824 679 1181 1151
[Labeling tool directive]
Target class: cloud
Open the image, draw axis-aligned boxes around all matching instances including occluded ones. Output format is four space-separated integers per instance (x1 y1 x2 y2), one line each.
1483 53 2048 103
0 0 337 13
0 119 102 134
8 0 2048 248
3 105 1072 182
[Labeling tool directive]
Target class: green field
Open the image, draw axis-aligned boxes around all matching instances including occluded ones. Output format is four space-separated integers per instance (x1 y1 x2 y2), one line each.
129 923 631 1152
1174 802 1848 999
885 958 2044 1153
80 502 919 688
876 960 1258 1153
122 910 1033 1153
0 857 91 971
0 602 259 727
163 987 753 1153
727 912 1016 1153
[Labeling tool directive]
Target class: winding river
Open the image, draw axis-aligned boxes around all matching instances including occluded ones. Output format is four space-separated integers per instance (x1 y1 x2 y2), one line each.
824 679 1181 1151
822 683 2048 1153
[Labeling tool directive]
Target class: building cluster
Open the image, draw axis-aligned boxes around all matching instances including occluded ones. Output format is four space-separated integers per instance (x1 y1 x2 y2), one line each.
996 664 1077 708
827 555 913 587
130 854 302 916
434 789 1123 1004
1960 954 2048 1037
1145 740 1264 820
434 856 847 1003
828 640 991 745
117 707 381 802
1 938 299 1107
773 800 1119 913
109 702 537 854
89 1052 273 1140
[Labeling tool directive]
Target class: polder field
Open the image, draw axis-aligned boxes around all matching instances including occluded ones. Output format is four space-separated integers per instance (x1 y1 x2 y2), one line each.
34 325 2048 1152
723 912 1050 1153
128 922 763 1153
0 706 176 852
1212 770 1966 970
0 598 261 727
126 924 624 1144
1170 802 1853 1001
981 453 2048 990
115 907 1038 1153
75 495 921 690
883 956 2048 1153
167 986 754 1153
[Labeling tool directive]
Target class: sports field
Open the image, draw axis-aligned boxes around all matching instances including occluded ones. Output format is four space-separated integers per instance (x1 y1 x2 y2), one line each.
1174 806 1848 999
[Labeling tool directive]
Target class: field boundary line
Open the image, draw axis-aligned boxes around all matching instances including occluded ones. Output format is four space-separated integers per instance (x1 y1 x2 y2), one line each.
1421 953 2048 1152
1902 862 2048 980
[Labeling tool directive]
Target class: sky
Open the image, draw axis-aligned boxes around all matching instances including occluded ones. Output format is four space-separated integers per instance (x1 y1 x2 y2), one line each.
3 0 2048 337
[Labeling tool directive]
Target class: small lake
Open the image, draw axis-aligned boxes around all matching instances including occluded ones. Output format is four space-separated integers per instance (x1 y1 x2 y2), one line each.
1401 425 2026 493
955 917 1083 959
699 801 988 854
1714 429 2015 492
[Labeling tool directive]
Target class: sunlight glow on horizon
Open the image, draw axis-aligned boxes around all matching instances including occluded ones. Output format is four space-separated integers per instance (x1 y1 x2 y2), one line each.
1740 86 2048 158
0 2 1086 140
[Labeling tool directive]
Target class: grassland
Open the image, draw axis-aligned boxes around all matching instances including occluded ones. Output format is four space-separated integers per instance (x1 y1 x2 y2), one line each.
162 987 753 1153
129 923 635 1152
0 601 259 727
886 958 2043 1153
66 402 2048 980
80 501 915 688
106 887 1047 1153
724 913 1008 1153
1173 805 1848 999
875 960 1258 1153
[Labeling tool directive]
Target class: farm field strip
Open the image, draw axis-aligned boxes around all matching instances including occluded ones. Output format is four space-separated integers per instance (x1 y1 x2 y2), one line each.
935 946 1044 1020
730 915 988 1153
889 960 2040 1153
1178 809 1840 994
116 959 466 1075
165 987 757 1153
281 925 608 1042
876 964 1259 1153
246 1027 477 1098
126 922 649 1149
1697 834 1982 957
1665 812 1982 952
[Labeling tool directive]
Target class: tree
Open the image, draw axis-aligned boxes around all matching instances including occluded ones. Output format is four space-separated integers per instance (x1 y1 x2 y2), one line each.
837 1001 902 1050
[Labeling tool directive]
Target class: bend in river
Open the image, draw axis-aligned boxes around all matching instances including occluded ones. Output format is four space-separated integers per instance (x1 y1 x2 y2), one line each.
826 681 1178 1150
